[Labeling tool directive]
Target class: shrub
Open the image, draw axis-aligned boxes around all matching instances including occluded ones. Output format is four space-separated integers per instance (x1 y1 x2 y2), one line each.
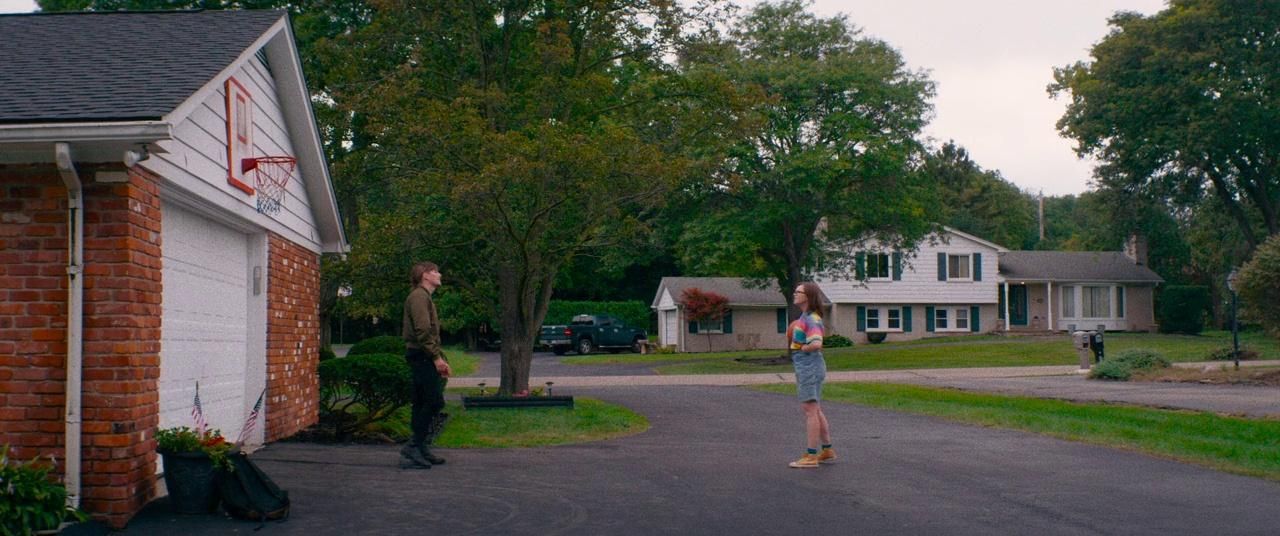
347 335 405 356
155 427 235 471
1 446 87 535
825 334 853 348
1088 348 1170 381
1237 234 1280 337
318 353 412 438
545 300 651 331
1207 345 1259 361
866 332 887 344
1157 285 1209 334
319 346 337 363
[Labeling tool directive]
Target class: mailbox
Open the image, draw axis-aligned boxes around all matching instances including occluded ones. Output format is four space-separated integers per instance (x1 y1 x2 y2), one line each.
1072 331 1092 370
1090 331 1105 362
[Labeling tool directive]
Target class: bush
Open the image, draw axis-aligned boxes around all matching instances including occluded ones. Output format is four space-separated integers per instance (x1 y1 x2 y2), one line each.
1 446 87 535
1157 285 1209 334
545 301 651 332
319 346 337 363
825 334 853 348
1237 234 1280 337
1207 345 1259 361
318 353 412 438
866 332 887 344
347 335 405 357
1088 348 1171 381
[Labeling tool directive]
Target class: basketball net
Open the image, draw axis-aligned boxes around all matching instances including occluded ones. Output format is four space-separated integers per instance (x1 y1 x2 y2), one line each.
243 156 296 214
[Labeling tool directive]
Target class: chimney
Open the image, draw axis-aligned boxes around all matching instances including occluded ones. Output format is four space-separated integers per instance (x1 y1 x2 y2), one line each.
1124 234 1148 266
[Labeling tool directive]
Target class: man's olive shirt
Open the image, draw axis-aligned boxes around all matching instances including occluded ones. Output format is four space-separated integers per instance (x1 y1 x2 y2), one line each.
402 286 444 361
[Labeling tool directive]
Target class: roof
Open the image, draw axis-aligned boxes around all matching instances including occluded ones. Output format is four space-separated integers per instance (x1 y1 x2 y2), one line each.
0 10 284 124
942 226 1008 252
998 251 1164 283
653 277 834 308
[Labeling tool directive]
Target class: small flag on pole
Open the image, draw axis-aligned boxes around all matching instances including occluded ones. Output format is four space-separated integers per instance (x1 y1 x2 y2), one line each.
191 382 207 434
236 388 266 445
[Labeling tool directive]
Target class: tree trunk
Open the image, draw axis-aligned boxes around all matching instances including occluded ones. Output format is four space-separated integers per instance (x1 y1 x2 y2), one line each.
495 265 557 395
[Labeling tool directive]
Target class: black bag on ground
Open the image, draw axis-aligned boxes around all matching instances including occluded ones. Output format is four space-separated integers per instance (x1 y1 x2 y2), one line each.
218 451 290 522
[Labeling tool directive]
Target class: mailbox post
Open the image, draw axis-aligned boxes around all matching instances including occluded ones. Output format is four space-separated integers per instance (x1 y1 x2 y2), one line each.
1072 331 1092 370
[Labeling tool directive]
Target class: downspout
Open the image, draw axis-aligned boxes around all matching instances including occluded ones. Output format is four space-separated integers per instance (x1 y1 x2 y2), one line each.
55 143 83 508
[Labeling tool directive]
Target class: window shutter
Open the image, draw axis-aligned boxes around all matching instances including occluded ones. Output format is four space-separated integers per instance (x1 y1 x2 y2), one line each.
926 306 935 332
855 251 866 280
688 321 697 334
856 306 866 332
937 252 947 281
724 311 733 334
776 308 787 333
903 306 912 332
970 306 980 332
892 252 903 281
998 285 1005 319
973 253 982 281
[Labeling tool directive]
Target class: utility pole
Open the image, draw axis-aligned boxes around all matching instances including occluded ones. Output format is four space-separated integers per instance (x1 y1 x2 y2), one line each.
1038 191 1045 242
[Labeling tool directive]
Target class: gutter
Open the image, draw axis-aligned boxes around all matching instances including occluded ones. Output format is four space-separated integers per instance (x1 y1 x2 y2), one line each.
0 121 170 144
54 142 83 509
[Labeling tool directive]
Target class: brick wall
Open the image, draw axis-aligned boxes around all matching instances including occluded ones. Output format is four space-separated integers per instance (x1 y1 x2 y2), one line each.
264 233 321 441
0 164 163 528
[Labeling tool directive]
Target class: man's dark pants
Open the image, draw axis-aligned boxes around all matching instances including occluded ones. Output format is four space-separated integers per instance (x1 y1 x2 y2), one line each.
406 348 445 448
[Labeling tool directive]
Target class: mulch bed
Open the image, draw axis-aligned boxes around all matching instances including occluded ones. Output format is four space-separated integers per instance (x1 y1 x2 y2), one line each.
1138 366 1280 387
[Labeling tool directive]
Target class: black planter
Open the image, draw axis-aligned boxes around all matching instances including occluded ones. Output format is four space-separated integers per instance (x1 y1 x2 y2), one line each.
463 395 574 409
159 449 227 514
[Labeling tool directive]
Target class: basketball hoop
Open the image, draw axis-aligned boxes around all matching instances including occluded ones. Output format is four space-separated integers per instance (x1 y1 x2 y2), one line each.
242 156 296 214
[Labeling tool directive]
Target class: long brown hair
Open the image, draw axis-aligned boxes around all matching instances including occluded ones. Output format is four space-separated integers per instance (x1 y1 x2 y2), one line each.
797 282 827 320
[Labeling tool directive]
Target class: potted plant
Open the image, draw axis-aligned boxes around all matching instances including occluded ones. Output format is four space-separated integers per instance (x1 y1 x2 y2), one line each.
0 445 88 535
155 427 236 514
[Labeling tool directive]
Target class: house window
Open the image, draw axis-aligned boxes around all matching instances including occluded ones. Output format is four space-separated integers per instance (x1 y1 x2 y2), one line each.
697 319 724 334
955 308 969 330
1082 286 1110 318
947 254 971 279
866 309 880 330
888 308 901 329
867 253 891 279
936 309 949 329
1117 286 1125 318
1062 286 1075 318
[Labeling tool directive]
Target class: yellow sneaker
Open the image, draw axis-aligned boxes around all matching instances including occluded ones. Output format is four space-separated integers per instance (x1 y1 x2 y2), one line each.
817 448 837 463
788 453 820 468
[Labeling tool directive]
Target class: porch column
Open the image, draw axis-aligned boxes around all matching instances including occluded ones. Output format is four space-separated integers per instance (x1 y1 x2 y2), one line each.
1003 281 1010 332
1047 281 1053 332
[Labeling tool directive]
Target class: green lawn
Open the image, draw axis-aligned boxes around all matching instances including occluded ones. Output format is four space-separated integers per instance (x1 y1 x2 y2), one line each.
445 347 481 377
369 396 649 448
650 331 1280 374
754 382 1280 481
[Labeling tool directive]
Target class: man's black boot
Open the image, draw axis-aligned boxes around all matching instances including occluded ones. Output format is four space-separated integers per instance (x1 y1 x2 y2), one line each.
400 443 431 469
418 444 446 465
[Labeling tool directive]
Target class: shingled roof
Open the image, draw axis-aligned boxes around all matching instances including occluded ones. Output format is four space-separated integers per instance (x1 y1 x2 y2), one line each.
0 10 284 124
998 251 1163 283
653 277 835 308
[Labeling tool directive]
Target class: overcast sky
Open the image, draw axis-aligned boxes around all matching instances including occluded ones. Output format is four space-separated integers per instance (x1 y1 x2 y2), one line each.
1 0 1168 195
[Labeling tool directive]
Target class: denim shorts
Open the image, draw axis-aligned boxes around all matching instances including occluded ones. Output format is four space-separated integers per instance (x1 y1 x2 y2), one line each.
792 351 827 402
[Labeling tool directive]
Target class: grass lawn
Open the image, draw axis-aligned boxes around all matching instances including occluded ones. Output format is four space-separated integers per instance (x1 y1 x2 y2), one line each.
366 393 649 448
754 382 1280 481
446 347 480 377
648 331 1280 374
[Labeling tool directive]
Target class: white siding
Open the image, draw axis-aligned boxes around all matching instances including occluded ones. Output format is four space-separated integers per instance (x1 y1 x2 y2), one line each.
147 56 322 251
657 288 675 309
818 232 1000 305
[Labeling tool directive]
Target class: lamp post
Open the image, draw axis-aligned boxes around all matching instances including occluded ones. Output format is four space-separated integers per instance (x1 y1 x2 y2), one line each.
1226 269 1240 371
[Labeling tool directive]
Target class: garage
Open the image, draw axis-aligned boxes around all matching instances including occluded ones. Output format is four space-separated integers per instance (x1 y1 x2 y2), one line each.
159 204 250 440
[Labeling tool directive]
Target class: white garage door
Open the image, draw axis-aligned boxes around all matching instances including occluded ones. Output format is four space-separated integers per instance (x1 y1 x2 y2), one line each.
661 309 677 347
159 205 249 441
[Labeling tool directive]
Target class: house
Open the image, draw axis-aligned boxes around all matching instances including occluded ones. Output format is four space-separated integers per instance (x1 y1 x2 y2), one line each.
997 236 1162 333
652 277 797 352
0 10 346 528
816 227 1006 343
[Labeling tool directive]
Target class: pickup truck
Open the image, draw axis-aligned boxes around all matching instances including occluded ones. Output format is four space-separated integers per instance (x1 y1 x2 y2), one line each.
539 314 648 355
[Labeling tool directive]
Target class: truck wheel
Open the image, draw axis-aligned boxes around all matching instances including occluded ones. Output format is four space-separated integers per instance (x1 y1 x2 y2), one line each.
552 347 567 356
577 338 594 355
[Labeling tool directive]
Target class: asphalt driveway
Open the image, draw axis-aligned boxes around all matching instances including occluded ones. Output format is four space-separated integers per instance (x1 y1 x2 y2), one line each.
123 385 1280 535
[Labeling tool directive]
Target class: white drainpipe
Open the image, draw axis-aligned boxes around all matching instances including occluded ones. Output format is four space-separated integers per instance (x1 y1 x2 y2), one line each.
54 143 83 508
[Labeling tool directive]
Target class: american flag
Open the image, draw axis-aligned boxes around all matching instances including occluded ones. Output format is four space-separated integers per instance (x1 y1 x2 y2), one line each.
236 389 266 445
191 382 207 434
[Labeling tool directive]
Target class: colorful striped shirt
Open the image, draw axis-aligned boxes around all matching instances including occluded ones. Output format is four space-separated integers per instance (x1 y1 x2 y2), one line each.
789 311 824 350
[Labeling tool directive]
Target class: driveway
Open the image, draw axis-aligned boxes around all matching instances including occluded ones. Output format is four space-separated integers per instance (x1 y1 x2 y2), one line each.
123 385 1280 535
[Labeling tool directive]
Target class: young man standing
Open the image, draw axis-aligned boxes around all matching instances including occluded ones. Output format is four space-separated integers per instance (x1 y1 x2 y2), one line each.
401 261 452 468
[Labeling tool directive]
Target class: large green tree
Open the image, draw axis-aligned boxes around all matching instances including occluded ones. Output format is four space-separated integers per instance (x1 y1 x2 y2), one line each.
1051 0 1280 252
923 142 1037 250
675 0 936 312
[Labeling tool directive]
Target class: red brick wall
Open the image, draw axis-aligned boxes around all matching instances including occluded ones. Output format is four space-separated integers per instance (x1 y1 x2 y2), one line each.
264 233 321 441
0 164 163 529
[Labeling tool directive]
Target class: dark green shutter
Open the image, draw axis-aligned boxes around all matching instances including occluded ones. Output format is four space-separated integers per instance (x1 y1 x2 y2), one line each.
998 285 1006 319
688 321 697 333
971 306 980 332
892 252 903 281
903 306 913 332
926 306 935 332
776 308 787 333
937 253 947 281
724 311 733 334
973 253 982 281
855 251 866 280
856 306 866 332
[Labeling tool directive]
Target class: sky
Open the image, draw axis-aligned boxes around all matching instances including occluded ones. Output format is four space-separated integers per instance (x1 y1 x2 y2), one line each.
0 0 1168 195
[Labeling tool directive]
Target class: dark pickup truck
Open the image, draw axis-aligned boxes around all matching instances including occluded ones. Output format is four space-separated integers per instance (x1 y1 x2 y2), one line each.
539 314 647 355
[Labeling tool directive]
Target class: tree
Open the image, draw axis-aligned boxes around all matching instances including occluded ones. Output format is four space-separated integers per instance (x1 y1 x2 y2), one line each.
1051 0 1280 252
680 288 729 352
1236 234 1280 337
676 0 937 314
924 142 1037 250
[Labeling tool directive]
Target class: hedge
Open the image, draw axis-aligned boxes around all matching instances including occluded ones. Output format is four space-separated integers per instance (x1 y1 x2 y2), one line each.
544 300 652 331
318 353 412 438
1238 234 1280 336
1089 348 1171 381
1157 285 1209 334
347 335 406 356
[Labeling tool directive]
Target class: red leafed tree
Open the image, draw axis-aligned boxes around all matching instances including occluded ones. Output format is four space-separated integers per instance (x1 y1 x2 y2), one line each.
681 288 730 352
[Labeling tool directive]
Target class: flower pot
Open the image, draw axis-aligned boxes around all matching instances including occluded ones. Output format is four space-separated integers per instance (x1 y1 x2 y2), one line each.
159 450 223 514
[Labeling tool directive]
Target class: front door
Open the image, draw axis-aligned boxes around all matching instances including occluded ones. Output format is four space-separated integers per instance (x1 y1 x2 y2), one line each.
1010 285 1029 326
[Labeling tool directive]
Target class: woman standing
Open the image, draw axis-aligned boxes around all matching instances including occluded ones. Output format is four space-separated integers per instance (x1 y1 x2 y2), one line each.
788 282 835 468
